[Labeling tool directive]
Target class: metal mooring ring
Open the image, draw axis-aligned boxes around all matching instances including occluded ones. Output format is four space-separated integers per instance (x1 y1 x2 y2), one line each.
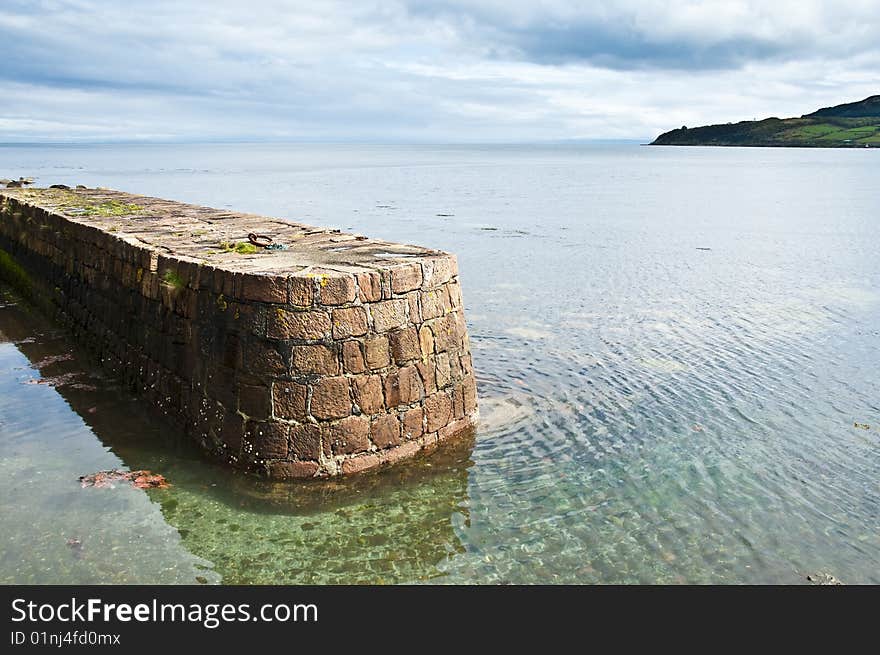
247 233 273 248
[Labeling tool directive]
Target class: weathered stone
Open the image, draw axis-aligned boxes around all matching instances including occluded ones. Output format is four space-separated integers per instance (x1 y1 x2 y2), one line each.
310 376 351 420
272 382 308 421
266 460 319 479
291 344 339 376
463 376 477 413
229 301 266 337
288 276 314 307
432 313 459 352
240 273 287 304
242 339 286 376
447 279 463 309
371 298 408 332
245 420 289 459
424 392 453 432
267 308 331 340
419 325 435 358
416 359 437 393
452 384 465 419
332 306 368 339
289 423 323 460
438 417 471 441
371 414 401 448
390 327 420 364
0 187 477 479
356 271 382 302
383 365 423 408
420 287 449 320
402 407 424 439
391 262 423 294
238 383 271 419
406 291 421 324
421 256 455 288
352 375 384 415
449 352 463 382
341 453 382 475
460 352 474 378
341 340 366 373
364 335 390 370
327 415 371 455
219 411 245 452
435 352 452 388
383 439 422 465
319 275 356 305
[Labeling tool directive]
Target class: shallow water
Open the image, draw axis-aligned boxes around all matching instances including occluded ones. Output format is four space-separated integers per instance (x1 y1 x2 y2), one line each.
1 143 878 584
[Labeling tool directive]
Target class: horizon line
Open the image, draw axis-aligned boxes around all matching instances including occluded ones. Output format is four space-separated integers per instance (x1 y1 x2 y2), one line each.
0 137 651 147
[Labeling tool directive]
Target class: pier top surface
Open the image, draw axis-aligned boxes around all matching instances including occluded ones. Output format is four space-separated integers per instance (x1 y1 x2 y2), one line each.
0 187 448 276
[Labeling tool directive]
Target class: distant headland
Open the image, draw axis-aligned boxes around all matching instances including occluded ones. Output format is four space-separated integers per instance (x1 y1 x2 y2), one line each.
651 95 879 147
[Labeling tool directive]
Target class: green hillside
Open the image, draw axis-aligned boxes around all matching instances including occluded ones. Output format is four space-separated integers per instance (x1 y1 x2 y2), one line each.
651 95 880 147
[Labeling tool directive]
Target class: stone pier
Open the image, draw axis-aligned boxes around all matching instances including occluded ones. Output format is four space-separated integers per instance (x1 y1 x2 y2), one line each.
0 187 477 478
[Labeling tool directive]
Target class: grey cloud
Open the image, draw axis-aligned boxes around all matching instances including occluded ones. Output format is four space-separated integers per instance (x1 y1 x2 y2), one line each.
404 0 880 70
0 1 877 142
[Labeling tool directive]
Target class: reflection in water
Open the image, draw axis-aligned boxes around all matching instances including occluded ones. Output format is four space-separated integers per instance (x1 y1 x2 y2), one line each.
0 288 474 584
142 441 474 584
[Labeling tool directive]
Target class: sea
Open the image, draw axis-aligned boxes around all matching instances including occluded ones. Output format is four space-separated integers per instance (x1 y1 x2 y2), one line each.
1 142 878 584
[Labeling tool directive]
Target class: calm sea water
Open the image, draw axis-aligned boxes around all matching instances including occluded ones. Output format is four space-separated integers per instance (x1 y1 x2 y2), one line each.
1 143 878 584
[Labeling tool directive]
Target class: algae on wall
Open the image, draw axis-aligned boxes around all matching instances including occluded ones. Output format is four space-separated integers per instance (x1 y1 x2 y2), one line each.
0 248 33 296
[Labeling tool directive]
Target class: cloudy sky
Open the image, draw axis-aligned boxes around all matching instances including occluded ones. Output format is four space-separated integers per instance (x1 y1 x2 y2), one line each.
1 0 878 142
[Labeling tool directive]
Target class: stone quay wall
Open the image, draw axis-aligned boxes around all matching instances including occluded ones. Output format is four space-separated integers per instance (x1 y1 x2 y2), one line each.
0 187 477 478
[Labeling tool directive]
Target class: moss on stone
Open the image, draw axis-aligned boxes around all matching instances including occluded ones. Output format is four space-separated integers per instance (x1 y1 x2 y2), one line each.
219 240 259 255
0 247 32 296
14 188 142 218
161 269 185 291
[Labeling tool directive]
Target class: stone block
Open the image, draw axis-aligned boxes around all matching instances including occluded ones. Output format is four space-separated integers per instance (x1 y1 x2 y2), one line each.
364 335 390 370
289 276 314 307
383 365 423 408
238 383 271 420
266 460 319 479
391 262 423 294
245 420 289 459
327 415 371 455
290 344 339 376
267 308 331 340
424 392 453 432
371 414 401 449
310 376 352 420
356 271 382 302
240 273 287 304
272 382 308 421
402 407 424 439
319 274 356 305
390 327 420 364
370 299 408 332
383 439 422 465
341 340 366 373
352 375 385 415
289 423 323 460
332 306 368 339
341 453 382 475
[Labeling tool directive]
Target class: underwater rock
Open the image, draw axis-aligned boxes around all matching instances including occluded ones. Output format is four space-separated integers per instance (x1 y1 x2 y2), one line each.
79 469 171 490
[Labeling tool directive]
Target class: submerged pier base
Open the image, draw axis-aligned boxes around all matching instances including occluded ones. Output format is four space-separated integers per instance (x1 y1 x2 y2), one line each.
0 187 477 478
